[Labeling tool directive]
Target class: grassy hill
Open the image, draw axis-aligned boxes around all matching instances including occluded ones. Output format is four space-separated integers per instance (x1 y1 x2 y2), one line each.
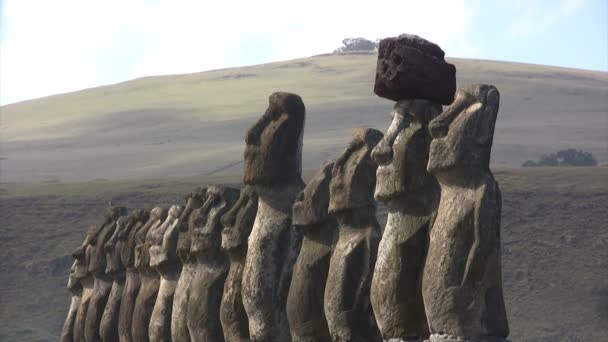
1 52 606 182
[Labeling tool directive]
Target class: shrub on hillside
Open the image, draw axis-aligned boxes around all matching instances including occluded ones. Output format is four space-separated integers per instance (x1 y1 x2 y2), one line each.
333 38 378 53
523 149 598 167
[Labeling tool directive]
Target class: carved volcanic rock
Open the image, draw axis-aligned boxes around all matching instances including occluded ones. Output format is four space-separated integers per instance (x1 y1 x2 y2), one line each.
61 261 82 342
374 34 456 105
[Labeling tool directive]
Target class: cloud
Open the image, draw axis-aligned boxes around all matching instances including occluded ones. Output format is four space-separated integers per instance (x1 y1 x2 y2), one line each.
507 0 587 37
0 0 479 105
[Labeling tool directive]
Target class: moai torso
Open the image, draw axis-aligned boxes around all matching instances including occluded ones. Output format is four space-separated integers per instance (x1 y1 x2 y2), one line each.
370 99 441 342
61 261 83 342
73 228 96 342
148 205 183 342
85 205 127 342
171 187 207 342
100 216 130 342
287 161 337 342
241 92 306 342
132 207 166 342
423 84 509 342
186 186 239 342
118 209 150 342
324 128 383 342
219 186 258 342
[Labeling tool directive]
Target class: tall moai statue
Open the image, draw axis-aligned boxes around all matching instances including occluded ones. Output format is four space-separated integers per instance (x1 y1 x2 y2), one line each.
242 91 306 342
85 204 128 342
118 209 150 342
423 84 509 342
148 204 184 342
187 186 240 342
61 261 83 342
132 207 167 342
370 34 450 342
219 185 259 342
172 187 208 342
287 161 337 342
72 227 97 342
324 128 384 342
100 216 131 342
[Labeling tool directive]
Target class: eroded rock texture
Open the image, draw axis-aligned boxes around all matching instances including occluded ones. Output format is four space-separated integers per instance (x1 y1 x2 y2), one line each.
85 205 128 342
324 128 383 342
187 186 240 342
374 34 456 105
61 261 83 342
132 207 166 342
148 205 184 342
370 100 441 342
242 92 306 342
423 84 509 342
219 186 259 342
118 209 150 342
287 161 337 342
73 227 96 342
172 187 208 342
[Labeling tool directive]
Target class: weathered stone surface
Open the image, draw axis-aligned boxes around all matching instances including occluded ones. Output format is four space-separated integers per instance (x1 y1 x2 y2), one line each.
242 92 306 342
287 161 337 342
172 187 208 342
370 99 441 341
374 34 456 105
85 205 127 342
61 261 82 342
243 91 305 186
72 227 96 342
132 207 166 342
118 209 149 342
423 84 509 341
148 205 183 342
325 128 383 342
100 216 130 342
187 186 240 342
219 185 258 342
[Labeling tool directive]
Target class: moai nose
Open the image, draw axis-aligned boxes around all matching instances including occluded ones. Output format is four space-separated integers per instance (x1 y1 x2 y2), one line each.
371 140 393 166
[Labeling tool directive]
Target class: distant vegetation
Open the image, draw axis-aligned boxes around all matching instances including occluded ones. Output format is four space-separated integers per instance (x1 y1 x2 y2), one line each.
523 149 598 167
333 37 378 53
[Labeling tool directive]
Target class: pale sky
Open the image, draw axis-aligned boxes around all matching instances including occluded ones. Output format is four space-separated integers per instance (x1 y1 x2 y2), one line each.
0 0 606 105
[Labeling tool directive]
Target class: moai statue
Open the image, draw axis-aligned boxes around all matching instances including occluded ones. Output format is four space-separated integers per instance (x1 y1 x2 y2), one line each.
72 227 97 342
61 261 83 342
287 161 337 342
132 207 167 342
370 34 451 342
100 216 131 342
187 186 240 342
242 92 306 342
118 209 150 342
85 204 128 342
148 204 184 342
172 187 208 342
219 185 258 342
324 128 383 342
423 84 509 342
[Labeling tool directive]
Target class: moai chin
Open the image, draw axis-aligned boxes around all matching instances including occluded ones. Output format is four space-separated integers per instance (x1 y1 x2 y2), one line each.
172 187 208 342
423 84 509 342
148 204 184 342
370 99 442 342
324 128 383 342
287 161 337 342
72 227 96 342
242 92 306 342
85 204 127 342
118 209 150 342
100 216 131 342
187 186 240 342
61 260 83 342
219 185 259 342
131 207 166 342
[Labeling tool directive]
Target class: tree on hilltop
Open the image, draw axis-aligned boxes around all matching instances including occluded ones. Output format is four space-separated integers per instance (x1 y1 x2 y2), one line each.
333 37 378 53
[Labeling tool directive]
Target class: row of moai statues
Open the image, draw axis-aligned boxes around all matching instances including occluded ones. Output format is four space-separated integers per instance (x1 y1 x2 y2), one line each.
62 33 509 342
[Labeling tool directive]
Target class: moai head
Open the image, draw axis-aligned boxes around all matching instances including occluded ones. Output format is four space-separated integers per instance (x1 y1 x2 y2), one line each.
177 187 208 263
190 186 240 256
292 161 334 227
220 185 258 252
71 226 96 280
371 100 441 207
427 84 500 175
134 207 166 270
104 216 129 276
329 128 383 214
67 260 82 292
120 209 150 269
243 92 305 186
88 204 128 276
149 205 184 269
